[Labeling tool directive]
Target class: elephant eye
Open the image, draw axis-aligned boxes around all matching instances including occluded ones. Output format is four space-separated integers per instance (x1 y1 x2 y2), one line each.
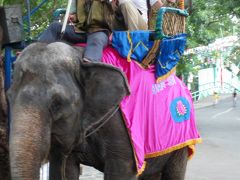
49 94 72 122
49 95 64 114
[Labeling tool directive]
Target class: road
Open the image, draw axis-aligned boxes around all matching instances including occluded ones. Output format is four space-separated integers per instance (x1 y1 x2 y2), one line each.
79 94 240 180
186 94 240 180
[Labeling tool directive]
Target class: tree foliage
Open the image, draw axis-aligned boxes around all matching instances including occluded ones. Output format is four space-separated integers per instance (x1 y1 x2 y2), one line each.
187 0 240 48
178 0 240 78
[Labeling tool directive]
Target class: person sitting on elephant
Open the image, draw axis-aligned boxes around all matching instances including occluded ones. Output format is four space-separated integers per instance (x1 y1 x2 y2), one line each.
38 0 114 62
130 0 178 30
111 0 148 30
111 0 178 31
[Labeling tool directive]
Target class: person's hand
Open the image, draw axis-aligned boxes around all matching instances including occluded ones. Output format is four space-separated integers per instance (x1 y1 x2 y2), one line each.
152 0 163 10
68 14 77 23
111 0 118 11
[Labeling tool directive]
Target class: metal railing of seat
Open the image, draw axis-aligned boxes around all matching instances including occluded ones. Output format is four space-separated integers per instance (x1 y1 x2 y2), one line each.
191 81 240 101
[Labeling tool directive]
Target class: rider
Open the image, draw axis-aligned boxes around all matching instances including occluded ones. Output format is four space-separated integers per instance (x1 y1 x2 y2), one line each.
38 0 114 62
38 0 148 62
111 0 148 30
114 0 177 30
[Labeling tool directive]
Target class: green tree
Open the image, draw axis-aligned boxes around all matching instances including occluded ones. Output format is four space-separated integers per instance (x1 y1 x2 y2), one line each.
177 0 240 78
187 0 240 48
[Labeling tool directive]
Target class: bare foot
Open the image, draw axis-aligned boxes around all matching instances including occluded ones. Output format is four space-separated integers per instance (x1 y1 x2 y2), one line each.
83 58 91 63
152 0 164 9
167 0 176 2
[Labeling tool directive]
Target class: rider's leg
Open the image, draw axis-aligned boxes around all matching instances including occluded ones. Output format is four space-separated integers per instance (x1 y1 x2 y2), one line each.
38 22 63 43
38 22 86 44
84 31 109 62
119 1 148 31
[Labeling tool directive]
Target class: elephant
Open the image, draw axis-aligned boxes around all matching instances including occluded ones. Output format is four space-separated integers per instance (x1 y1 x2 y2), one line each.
8 42 189 180
0 25 11 180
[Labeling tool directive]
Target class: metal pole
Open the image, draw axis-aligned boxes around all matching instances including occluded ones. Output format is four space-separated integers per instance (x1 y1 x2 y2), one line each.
61 0 73 34
4 46 12 90
4 46 17 90
22 0 49 21
25 0 31 38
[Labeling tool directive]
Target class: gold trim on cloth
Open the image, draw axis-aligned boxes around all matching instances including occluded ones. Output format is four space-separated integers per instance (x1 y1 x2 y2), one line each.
156 66 176 83
145 138 202 159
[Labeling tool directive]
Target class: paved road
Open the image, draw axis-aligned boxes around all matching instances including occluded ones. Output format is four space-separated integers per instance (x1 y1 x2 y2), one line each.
79 94 240 180
186 94 240 180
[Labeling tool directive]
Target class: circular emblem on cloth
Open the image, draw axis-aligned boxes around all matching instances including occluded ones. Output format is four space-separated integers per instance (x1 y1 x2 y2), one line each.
170 97 191 123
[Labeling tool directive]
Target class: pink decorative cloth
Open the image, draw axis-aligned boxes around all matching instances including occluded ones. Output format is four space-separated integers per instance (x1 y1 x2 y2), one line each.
101 47 201 174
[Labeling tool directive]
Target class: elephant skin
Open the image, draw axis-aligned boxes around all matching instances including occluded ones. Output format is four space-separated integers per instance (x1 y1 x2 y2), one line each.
0 25 11 180
8 42 188 180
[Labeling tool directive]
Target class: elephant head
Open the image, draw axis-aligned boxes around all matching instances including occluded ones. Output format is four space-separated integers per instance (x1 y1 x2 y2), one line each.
7 42 130 179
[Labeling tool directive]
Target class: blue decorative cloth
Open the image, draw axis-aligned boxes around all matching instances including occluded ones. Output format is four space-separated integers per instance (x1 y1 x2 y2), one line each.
170 96 191 123
112 32 187 81
155 33 187 81
111 7 189 82
112 30 154 62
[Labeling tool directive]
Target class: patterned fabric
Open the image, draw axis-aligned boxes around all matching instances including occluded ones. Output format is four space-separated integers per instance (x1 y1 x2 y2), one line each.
111 7 189 82
101 46 201 175
112 30 154 62
170 97 190 123
111 32 187 82
155 33 187 81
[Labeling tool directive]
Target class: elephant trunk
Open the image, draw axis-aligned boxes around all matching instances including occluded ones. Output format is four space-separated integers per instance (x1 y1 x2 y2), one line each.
10 104 50 180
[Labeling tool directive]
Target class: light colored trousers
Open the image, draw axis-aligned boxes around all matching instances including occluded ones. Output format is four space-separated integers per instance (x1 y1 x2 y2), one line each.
119 1 148 31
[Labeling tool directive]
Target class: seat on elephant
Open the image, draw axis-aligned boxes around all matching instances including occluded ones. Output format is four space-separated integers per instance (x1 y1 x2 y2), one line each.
74 43 201 175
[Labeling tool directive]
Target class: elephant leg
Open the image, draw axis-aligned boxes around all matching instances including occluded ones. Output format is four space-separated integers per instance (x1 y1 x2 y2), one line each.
138 172 162 180
104 159 137 180
161 147 188 180
65 154 80 180
49 150 62 180
138 174 161 180
49 150 80 180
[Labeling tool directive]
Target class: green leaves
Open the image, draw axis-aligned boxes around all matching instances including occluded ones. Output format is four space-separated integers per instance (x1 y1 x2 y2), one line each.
187 0 240 48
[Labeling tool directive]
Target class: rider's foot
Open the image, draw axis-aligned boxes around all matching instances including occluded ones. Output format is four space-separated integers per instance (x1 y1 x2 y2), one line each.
83 58 91 63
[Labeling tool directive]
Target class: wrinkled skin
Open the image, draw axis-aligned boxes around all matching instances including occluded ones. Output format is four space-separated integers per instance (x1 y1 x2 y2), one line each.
8 42 188 180
0 26 11 180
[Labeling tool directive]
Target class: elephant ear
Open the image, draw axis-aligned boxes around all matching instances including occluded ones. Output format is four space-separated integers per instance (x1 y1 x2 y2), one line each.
77 61 130 136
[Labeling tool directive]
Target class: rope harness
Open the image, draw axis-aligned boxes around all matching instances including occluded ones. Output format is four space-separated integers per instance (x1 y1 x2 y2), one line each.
61 105 120 180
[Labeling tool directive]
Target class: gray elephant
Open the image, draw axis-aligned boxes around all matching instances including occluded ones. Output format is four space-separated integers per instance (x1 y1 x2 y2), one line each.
8 42 189 180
